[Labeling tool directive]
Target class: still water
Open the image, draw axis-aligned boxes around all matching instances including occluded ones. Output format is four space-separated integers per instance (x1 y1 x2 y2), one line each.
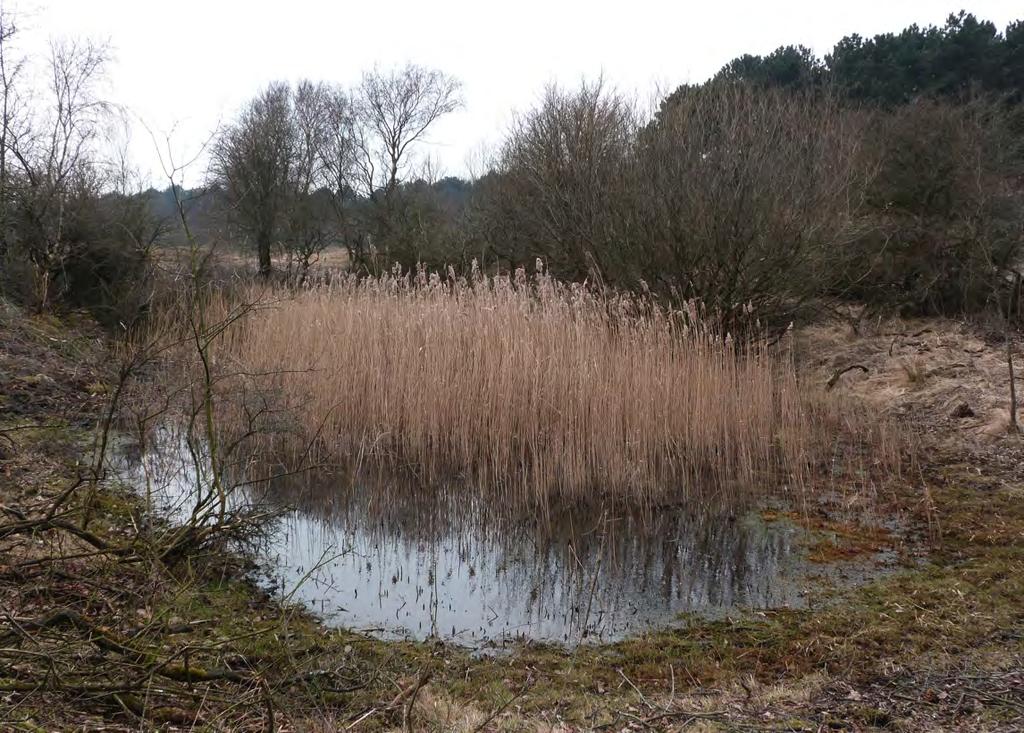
127 433 835 646
262 485 805 644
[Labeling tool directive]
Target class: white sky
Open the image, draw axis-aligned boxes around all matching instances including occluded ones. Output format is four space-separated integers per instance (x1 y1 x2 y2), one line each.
14 0 1023 187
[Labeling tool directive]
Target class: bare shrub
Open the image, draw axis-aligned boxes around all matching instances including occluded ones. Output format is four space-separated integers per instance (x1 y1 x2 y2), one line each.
476 81 875 330
634 82 875 326
173 264 897 508
480 80 641 283
47 172 160 325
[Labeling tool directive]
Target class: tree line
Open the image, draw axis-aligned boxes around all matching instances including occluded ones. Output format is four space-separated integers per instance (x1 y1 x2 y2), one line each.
707 10 1024 104
195 11 1022 327
2 9 1023 329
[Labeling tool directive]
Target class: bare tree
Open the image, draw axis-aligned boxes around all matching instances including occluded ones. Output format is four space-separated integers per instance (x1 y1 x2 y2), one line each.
314 84 356 204
210 68 460 276
351 64 462 269
485 79 640 283
301 83 354 261
212 81 360 279
282 80 336 278
0 7 24 258
3 37 113 310
210 82 295 278
354 64 461 198
311 85 362 267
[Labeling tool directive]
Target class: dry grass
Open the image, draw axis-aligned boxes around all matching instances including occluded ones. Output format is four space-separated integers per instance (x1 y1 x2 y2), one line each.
802 316 1023 442
162 264 896 508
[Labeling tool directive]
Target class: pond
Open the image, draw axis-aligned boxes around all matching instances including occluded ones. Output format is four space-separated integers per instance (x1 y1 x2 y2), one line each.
123 430 881 646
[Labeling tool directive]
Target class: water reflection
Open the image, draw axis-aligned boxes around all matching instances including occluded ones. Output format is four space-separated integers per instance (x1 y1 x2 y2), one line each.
264 481 802 644
124 432 807 645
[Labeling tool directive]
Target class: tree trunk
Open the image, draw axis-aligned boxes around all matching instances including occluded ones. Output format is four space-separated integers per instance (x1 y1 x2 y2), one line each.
257 232 272 278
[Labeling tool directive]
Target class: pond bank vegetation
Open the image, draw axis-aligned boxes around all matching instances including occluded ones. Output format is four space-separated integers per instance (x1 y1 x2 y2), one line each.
1 299 1022 730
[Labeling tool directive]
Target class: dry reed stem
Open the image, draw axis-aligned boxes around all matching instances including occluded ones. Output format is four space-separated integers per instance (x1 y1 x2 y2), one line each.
157 265 897 508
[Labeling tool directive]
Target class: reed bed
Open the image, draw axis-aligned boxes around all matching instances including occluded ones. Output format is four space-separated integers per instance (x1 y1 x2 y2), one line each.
173 265 893 507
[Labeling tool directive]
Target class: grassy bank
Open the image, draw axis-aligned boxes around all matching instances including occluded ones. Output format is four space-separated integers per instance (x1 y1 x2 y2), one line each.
1 301 1022 731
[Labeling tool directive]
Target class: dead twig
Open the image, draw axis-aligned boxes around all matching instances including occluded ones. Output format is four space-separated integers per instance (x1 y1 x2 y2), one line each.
1008 336 1019 433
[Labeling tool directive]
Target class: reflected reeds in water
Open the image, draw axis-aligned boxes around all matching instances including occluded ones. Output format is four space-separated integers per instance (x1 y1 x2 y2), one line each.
261 477 803 644
121 429 808 644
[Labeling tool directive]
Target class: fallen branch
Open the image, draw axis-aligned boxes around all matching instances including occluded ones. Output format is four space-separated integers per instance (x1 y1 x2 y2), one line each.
1 608 144 660
0 516 122 555
826 364 869 391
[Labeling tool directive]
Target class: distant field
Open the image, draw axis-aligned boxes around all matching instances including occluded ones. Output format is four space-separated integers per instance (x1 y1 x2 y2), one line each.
154 243 350 275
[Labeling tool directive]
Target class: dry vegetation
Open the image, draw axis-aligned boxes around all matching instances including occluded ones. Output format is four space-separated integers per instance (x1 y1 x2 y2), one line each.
162 264 900 509
803 315 1024 442
2 9 1023 730
5 290 1024 731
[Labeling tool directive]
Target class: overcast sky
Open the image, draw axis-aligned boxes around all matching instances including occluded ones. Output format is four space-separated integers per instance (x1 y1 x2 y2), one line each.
14 0 1023 187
